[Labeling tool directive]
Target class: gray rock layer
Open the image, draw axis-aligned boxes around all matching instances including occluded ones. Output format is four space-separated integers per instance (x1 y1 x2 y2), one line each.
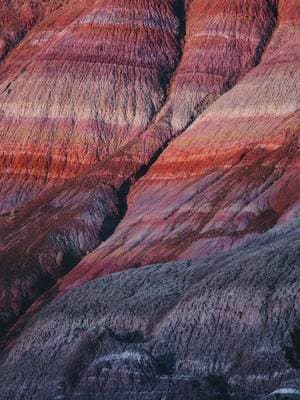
0 220 299 399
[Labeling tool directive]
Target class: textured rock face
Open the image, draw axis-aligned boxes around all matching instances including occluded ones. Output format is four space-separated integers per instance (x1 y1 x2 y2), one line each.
0 0 284 334
0 178 122 334
0 0 184 331
0 0 184 212
0 222 299 399
0 0 278 212
0 1 299 399
59 0 300 287
0 0 70 60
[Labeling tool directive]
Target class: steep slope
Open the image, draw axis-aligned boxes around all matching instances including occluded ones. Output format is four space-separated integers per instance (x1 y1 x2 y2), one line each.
0 0 184 212
0 0 72 61
0 0 280 334
0 221 299 399
0 1 299 399
0 0 278 212
59 0 300 288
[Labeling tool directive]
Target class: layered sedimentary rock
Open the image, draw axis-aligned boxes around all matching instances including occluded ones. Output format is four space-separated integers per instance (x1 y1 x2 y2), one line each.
0 1 299 399
0 0 184 212
0 0 72 61
0 0 183 332
0 179 123 334
0 221 299 399
0 0 282 333
0 0 278 211
59 0 300 288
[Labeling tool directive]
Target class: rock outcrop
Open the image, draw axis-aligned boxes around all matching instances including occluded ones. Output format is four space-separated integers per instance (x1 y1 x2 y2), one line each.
0 1 299 399
0 0 184 212
0 0 71 61
0 0 285 333
59 0 300 288
262 389 300 399
0 221 299 399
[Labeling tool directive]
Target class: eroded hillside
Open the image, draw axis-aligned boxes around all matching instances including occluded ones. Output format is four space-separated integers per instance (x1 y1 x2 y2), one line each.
0 1 299 399
0 0 286 332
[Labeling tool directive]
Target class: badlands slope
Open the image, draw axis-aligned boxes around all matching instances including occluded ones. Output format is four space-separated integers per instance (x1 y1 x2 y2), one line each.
0 0 283 333
61 0 300 286
0 0 72 61
0 0 183 211
0 0 299 399
1 218 299 399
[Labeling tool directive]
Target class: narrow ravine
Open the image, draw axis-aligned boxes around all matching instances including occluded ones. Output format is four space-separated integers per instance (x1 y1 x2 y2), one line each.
0 0 190 341
0 0 281 348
